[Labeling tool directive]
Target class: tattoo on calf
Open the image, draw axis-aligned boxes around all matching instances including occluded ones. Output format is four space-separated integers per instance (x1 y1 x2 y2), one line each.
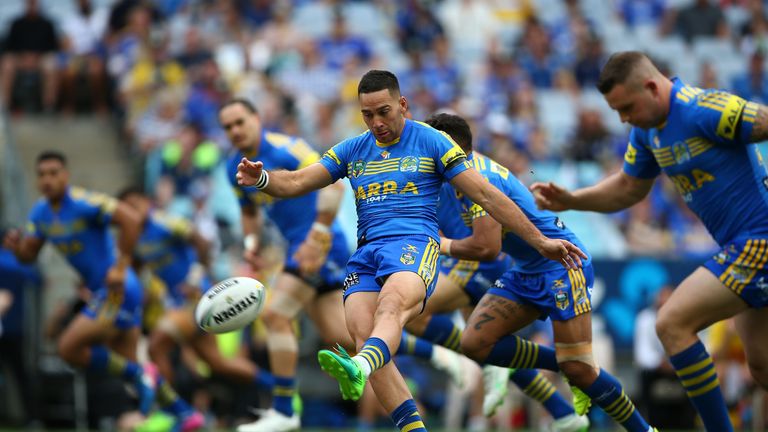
473 312 495 330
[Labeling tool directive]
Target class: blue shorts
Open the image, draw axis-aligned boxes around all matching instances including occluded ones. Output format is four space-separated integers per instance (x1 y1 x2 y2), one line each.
487 264 593 322
439 254 512 305
284 230 350 295
703 235 768 307
83 268 144 329
343 235 440 302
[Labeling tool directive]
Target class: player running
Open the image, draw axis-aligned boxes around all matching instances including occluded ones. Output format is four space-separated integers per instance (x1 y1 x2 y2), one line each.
220 98 353 432
236 70 586 432
118 188 275 392
2 151 203 430
531 51 768 432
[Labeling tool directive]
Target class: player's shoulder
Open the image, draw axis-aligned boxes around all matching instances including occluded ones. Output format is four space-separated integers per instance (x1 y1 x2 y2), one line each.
151 210 192 234
411 120 454 144
225 149 244 175
29 197 49 217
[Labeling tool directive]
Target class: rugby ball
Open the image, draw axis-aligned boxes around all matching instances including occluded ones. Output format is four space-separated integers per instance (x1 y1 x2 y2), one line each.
195 277 266 334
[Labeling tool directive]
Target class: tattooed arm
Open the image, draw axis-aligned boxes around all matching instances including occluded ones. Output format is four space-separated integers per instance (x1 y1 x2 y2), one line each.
748 103 768 143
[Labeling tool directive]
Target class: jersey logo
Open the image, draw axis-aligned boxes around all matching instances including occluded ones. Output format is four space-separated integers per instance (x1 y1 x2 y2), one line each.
351 160 366 178
716 95 746 140
380 151 390 159
624 143 637 165
399 156 419 172
672 141 691 164
552 279 565 289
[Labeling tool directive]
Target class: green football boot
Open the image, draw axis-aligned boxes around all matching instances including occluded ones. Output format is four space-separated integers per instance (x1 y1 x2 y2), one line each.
317 344 366 401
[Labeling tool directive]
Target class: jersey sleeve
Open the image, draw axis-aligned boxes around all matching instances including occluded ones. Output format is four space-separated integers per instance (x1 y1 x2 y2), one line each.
621 128 661 179
320 140 351 181
266 132 321 170
433 130 469 180
154 212 194 240
691 91 758 146
71 188 117 225
25 203 45 240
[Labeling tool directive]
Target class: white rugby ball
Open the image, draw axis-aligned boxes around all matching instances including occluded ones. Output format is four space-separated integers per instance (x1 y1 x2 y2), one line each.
195 277 266 334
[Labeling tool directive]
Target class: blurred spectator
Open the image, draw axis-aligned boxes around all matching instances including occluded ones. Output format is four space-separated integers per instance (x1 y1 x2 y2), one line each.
634 286 696 429
119 35 186 128
134 87 186 153
59 0 109 114
565 107 618 162
515 18 566 88
698 61 721 88
316 11 371 71
240 0 275 28
0 238 41 427
395 0 445 54
438 0 500 60
184 58 230 144
417 36 460 107
175 27 212 70
573 35 605 89
105 3 152 87
621 197 674 255
669 0 728 43
0 0 60 112
549 0 594 65
160 122 220 196
731 50 768 103
618 0 667 29
737 0 768 55
708 319 753 428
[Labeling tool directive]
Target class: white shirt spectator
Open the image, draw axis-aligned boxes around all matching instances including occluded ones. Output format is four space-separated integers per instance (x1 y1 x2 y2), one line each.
61 6 108 56
634 306 666 370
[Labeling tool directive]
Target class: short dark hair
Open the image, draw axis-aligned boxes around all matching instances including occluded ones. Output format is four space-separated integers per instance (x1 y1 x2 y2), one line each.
36 150 67 166
596 51 649 94
425 113 472 153
219 98 258 114
117 185 145 201
358 70 400 96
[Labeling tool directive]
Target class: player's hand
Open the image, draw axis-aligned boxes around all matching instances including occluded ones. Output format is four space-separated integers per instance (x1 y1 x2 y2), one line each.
243 248 267 271
237 158 264 186
293 229 332 276
536 238 587 269
105 264 126 291
2 229 21 252
529 182 572 212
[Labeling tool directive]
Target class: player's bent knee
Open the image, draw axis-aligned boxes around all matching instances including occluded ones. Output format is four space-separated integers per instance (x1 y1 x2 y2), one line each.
265 293 304 321
260 307 294 330
747 359 768 389
558 360 598 388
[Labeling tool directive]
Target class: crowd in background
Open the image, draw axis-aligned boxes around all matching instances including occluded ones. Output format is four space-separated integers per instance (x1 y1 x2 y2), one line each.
1 0 767 430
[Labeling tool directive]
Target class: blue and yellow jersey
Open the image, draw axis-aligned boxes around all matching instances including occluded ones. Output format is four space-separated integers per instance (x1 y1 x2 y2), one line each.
446 152 589 273
622 78 768 245
26 186 117 291
228 130 341 245
320 119 469 242
135 211 196 290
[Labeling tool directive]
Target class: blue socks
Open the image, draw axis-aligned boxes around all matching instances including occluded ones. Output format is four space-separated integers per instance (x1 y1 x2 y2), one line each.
583 369 649 432
421 315 462 351
484 335 559 371
510 369 573 419
397 331 434 359
357 337 392 375
87 345 141 380
670 341 733 432
273 376 295 417
390 399 427 431
254 368 275 389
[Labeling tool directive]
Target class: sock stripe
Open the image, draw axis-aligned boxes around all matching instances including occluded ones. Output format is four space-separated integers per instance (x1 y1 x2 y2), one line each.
687 377 721 397
509 336 524 368
273 386 293 397
681 365 716 387
675 357 712 376
523 375 544 394
604 390 626 412
402 420 426 432
359 351 378 370
445 327 461 351
527 341 539 368
528 376 551 401
615 401 636 423
368 346 385 367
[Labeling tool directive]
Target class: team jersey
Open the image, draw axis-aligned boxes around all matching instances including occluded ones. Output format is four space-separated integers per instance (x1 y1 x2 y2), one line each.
228 130 346 245
622 78 768 245
444 152 589 273
134 210 197 290
320 119 469 242
26 186 117 291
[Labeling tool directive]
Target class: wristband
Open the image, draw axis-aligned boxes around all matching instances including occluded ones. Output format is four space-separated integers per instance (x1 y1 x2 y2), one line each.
311 222 331 234
441 238 453 256
244 233 258 251
254 170 270 189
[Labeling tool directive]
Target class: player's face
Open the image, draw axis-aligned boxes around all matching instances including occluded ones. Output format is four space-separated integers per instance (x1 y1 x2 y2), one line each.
604 82 665 129
220 103 262 152
359 89 408 143
36 159 69 200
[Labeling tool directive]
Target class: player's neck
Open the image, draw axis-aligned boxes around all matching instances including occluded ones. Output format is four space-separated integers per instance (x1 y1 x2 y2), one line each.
243 141 260 158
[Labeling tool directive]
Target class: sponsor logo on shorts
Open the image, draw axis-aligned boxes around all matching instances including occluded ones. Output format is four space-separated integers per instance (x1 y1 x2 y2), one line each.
552 279 565 289
400 252 415 265
574 284 588 306
343 272 360 288
555 290 569 311
757 277 768 301
403 244 419 253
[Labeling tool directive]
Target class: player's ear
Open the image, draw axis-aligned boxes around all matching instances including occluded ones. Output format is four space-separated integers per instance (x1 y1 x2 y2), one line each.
645 79 659 94
399 96 408 113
